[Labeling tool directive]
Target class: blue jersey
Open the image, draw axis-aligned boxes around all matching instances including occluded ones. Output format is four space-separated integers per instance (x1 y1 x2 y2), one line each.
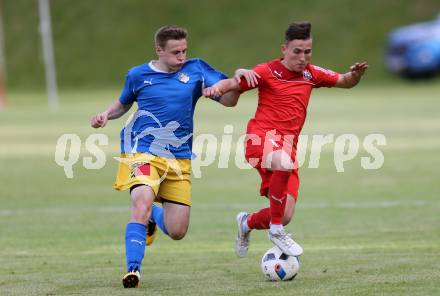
119 58 227 159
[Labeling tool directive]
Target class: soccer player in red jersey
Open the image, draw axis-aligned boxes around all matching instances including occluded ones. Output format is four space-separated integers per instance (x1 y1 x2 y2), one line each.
203 22 368 257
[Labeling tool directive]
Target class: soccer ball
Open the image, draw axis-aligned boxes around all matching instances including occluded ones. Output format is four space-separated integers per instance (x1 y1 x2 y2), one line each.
261 246 300 281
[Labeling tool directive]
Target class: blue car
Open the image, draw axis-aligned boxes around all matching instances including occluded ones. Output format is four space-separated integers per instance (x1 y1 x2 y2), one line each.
386 15 440 78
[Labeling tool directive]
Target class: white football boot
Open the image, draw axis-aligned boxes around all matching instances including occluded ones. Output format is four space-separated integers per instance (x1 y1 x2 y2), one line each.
235 212 251 257
268 228 303 256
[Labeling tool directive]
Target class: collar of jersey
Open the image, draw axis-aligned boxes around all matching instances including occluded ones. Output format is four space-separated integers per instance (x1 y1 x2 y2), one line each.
267 59 306 81
148 60 179 74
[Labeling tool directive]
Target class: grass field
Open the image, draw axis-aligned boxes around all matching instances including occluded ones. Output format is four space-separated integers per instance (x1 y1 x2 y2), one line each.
5 0 440 89
0 83 439 295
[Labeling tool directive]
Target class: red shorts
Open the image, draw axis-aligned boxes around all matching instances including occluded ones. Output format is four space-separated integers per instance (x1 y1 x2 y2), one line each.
244 132 300 200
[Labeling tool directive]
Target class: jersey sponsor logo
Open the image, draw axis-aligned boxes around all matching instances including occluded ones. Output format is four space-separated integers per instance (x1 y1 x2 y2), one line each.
143 79 153 85
303 69 312 81
178 72 190 83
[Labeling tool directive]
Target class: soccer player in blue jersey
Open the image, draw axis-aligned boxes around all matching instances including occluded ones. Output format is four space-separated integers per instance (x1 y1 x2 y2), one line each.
91 25 256 288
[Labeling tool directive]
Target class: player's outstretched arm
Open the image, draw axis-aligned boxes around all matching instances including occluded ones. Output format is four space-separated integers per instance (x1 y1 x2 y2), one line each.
90 100 133 128
203 78 240 106
335 62 369 89
204 69 260 107
234 68 260 88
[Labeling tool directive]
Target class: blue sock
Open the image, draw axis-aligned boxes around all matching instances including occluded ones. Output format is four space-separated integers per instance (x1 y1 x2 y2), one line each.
150 204 168 235
125 223 146 272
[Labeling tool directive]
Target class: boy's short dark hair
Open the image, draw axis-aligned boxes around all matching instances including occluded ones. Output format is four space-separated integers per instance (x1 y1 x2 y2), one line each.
285 22 312 42
154 25 187 48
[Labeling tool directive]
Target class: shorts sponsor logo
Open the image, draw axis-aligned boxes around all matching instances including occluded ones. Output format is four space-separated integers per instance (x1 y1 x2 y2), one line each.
130 162 150 178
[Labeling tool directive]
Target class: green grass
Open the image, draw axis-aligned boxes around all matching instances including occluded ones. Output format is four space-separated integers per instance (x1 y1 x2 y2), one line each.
0 84 439 295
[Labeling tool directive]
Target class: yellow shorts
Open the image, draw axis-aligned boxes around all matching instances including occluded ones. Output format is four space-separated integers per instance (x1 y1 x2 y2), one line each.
113 153 192 206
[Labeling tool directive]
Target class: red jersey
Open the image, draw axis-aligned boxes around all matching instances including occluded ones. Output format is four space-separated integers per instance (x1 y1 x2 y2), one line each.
240 59 339 148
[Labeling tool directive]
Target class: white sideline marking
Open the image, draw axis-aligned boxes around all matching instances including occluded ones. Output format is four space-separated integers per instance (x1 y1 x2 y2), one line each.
0 200 434 216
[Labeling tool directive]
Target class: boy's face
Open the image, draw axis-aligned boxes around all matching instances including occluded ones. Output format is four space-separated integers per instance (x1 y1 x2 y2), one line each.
156 39 187 72
281 38 313 73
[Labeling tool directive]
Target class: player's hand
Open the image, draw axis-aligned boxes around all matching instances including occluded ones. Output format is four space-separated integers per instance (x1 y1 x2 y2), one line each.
234 69 260 88
203 86 223 98
350 62 368 77
91 112 109 128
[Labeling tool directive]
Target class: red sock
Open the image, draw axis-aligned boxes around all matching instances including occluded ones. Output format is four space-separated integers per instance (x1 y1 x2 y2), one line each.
247 208 271 229
268 170 290 225
247 170 291 229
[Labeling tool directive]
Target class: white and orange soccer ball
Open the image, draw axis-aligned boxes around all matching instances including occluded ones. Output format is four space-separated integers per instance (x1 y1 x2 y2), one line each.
261 246 300 281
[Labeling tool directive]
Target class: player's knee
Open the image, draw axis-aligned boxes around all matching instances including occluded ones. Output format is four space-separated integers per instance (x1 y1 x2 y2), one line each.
167 226 188 240
131 197 152 223
267 151 293 171
167 225 188 240
134 198 150 211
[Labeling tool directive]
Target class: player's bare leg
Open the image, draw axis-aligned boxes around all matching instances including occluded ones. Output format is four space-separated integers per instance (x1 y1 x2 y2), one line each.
123 185 155 288
130 185 155 224
131 186 156 246
163 201 190 240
